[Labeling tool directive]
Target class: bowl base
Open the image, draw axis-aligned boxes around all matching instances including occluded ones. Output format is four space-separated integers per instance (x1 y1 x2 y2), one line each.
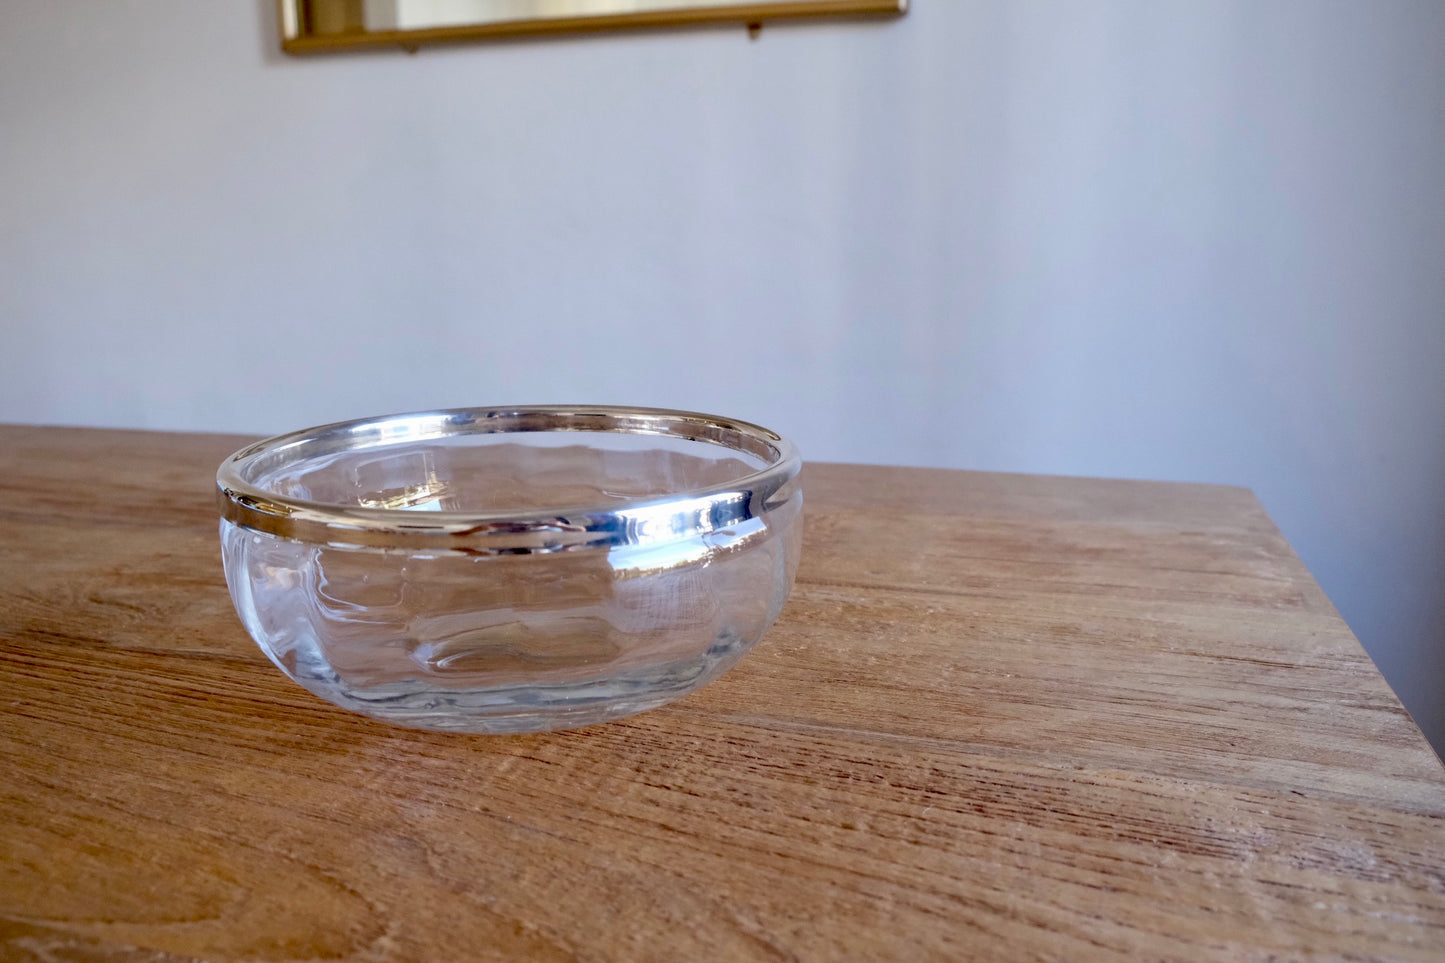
278 631 750 734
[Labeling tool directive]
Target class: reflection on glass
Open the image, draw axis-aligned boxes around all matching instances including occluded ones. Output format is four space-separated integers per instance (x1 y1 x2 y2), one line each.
368 1 781 32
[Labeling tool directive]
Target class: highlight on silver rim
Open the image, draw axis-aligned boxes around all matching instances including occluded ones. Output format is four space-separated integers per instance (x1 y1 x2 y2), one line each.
218 405 800 554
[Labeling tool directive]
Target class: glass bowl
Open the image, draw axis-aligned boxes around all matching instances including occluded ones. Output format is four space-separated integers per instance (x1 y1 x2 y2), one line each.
216 406 803 733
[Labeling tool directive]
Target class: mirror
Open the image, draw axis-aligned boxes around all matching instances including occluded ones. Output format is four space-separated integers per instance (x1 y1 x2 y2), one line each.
279 0 907 54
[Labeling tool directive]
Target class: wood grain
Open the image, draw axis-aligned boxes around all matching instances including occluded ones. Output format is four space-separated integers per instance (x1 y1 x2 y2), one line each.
1 424 1441 961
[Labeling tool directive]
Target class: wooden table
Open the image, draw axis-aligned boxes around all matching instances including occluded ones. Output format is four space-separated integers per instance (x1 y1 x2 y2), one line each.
2 425 1442 961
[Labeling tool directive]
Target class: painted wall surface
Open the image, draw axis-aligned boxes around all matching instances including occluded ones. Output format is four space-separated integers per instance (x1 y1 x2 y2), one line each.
3 1 1443 746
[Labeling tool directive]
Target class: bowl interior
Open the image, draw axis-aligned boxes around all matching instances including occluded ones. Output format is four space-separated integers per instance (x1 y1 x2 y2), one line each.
242 429 771 514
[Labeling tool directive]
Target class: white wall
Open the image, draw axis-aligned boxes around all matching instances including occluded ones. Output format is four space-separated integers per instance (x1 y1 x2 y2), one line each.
3 1 1443 748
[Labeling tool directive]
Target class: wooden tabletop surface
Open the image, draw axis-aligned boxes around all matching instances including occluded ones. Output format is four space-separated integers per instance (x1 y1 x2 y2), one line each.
1 424 1442 961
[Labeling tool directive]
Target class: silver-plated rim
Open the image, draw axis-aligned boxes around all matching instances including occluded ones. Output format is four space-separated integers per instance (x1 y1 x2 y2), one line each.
216 405 801 555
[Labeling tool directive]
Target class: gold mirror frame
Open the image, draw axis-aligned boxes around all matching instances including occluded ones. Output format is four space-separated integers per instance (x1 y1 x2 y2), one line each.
279 1 907 54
